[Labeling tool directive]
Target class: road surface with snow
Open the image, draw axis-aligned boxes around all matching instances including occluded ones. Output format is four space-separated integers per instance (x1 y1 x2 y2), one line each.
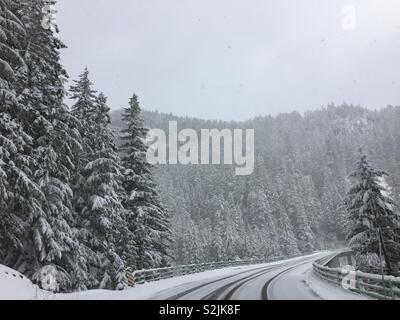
142 252 367 300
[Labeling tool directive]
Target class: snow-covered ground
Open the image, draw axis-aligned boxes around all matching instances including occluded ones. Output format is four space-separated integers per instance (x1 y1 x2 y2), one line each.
266 260 370 300
0 265 45 300
304 268 371 300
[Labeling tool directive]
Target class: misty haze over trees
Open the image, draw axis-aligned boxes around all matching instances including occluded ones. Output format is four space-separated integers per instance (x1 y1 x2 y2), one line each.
112 105 400 268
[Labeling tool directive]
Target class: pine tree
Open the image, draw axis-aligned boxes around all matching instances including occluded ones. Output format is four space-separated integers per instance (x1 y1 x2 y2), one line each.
78 95 127 289
0 0 44 272
274 160 315 254
223 196 244 260
69 68 97 121
12 0 84 291
69 68 98 220
247 189 280 256
69 71 128 289
210 208 225 261
320 165 347 244
120 94 171 270
276 206 300 256
182 223 203 264
346 150 400 274
275 174 300 256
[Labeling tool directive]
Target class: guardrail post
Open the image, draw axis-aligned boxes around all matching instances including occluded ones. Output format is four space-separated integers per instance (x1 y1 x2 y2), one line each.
336 268 341 286
389 278 394 300
126 268 135 287
355 273 360 293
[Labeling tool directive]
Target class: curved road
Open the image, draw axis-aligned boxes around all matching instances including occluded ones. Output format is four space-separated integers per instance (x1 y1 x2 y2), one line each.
150 252 330 300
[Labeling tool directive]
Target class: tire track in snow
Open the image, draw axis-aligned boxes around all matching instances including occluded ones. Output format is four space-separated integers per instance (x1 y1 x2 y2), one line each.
166 264 279 300
201 264 286 300
261 260 316 300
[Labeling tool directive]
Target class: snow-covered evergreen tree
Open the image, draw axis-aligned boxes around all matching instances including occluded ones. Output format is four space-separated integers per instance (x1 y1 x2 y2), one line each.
282 161 317 253
346 150 400 274
275 174 300 256
209 207 225 261
13 0 84 291
69 68 97 121
247 189 280 256
120 94 171 270
69 72 128 289
0 0 44 273
182 223 204 264
320 164 347 244
223 196 245 260
69 68 98 222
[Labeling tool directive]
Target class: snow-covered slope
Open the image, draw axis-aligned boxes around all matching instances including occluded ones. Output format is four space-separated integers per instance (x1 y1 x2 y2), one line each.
0 265 40 300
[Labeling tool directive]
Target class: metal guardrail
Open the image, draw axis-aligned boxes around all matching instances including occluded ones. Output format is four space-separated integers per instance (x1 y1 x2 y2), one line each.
127 256 293 286
313 256 400 300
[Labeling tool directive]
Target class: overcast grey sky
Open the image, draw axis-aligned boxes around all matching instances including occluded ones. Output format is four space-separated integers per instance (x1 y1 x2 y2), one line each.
57 0 400 121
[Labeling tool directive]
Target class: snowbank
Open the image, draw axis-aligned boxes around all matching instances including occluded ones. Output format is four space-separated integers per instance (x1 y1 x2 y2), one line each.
304 268 371 300
0 265 40 300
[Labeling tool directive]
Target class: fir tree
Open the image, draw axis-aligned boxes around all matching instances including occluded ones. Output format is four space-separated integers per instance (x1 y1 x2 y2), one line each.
15 0 84 291
275 174 300 256
182 223 203 264
247 189 280 256
69 72 128 289
69 68 98 219
209 206 225 261
346 150 400 274
320 165 347 244
120 94 171 270
223 196 244 260
0 0 44 273
69 67 97 121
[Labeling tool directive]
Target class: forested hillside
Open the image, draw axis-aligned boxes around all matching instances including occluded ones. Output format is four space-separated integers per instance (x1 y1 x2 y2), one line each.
112 105 400 264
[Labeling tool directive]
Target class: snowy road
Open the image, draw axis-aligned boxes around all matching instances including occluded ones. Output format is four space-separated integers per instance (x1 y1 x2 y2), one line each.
148 253 328 300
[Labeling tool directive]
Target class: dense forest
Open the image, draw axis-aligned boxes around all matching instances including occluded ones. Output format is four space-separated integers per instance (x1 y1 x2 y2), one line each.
112 105 400 265
0 0 171 292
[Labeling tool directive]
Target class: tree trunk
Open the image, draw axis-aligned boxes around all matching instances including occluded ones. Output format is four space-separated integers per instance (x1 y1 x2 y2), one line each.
378 228 393 275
